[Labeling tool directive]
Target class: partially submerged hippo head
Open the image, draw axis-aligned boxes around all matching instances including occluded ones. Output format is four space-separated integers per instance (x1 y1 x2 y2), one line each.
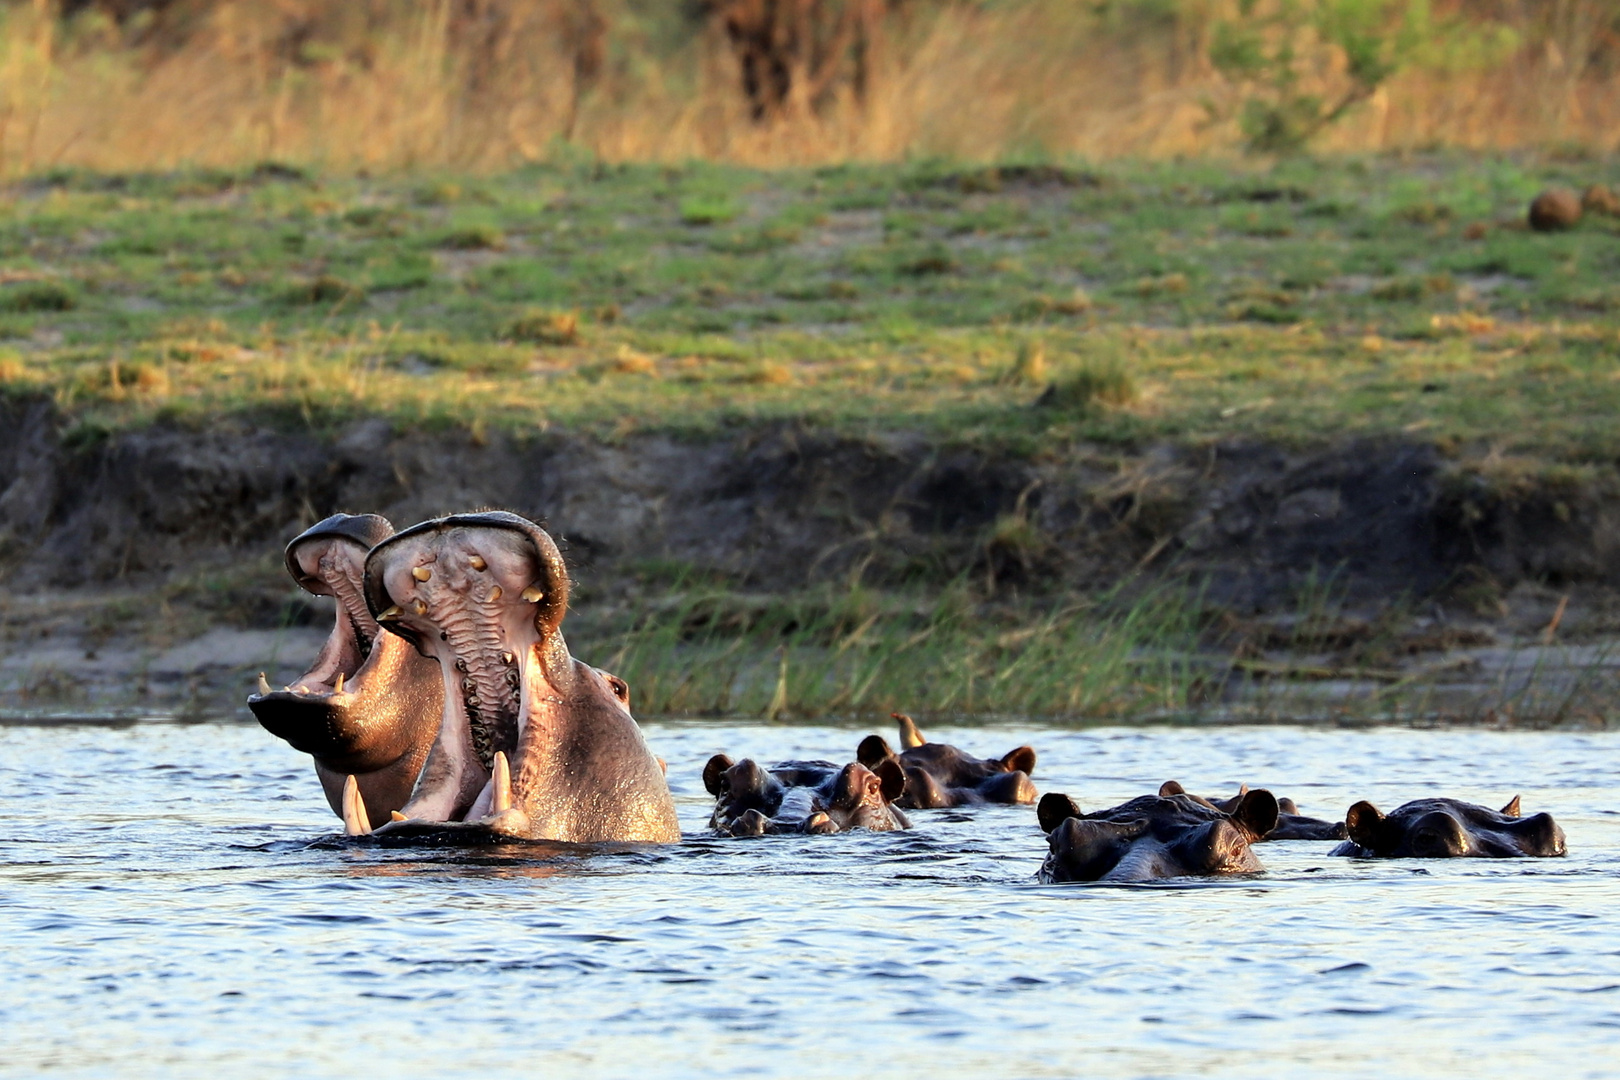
1157 780 1347 841
703 753 909 836
1037 786 1279 883
249 514 445 827
856 713 1036 809
1333 795 1565 858
358 511 678 844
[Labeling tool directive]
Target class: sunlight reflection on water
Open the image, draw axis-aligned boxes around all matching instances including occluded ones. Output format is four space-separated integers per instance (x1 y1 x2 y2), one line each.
2 720 1617 1079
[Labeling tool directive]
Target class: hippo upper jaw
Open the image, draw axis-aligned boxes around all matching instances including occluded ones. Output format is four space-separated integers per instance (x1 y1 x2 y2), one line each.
249 515 444 825
360 512 679 844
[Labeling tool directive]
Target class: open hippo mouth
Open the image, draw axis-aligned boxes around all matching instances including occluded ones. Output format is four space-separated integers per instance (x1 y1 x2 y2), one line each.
248 514 444 827
358 511 679 843
257 513 392 703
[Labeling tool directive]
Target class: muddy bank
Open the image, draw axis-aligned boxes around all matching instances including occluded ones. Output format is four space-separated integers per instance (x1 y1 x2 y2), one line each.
0 393 1617 719
1 395 1615 604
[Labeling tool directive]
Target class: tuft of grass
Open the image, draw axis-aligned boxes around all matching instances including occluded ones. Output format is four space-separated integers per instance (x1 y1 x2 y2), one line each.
283 275 364 306
680 194 743 226
1037 360 1138 411
505 308 580 346
0 280 76 312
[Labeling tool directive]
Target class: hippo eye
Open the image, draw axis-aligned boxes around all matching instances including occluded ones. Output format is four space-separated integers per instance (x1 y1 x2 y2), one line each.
606 675 629 703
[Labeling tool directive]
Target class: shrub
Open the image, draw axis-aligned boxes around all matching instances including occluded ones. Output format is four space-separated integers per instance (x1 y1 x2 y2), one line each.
0 280 76 312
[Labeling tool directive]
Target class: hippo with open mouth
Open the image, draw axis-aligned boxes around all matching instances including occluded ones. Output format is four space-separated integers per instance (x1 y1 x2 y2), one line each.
351 511 680 844
703 753 910 835
855 713 1036 809
1330 795 1565 858
249 514 445 828
1156 781 1346 841
1036 786 1279 883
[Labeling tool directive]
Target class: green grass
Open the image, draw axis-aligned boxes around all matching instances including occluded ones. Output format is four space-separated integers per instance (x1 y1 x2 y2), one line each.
0 153 1613 464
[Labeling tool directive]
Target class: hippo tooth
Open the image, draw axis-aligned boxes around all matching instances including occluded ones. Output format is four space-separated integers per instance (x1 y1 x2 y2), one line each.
487 585 503 602
390 810 407 822
257 672 271 696
378 605 403 620
501 651 515 666
492 751 513 814
333 672 345 694
468 555 487 571
411 599 428 616
412 566 432 582
521 586 544 603
342 775 372 836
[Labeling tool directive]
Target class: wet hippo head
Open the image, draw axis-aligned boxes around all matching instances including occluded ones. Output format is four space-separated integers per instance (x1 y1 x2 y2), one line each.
360 511 679 843
1336 796 1565 858
248 514 444 827
855 714 1037 809
702 754 909 836
816 761 909 833
1037 787 1279 883
703 754 793 832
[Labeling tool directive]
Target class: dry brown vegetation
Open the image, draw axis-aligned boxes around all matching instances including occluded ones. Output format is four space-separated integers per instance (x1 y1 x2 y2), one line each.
0 0 1616 175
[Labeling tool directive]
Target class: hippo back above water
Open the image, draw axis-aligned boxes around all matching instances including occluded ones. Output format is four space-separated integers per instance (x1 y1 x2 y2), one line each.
1331 795 1565 858
1037 786 1280 883
1157 781 1346 841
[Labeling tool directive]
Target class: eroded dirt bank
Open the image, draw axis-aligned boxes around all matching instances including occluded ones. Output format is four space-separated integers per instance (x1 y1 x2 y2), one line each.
0 394 1615 719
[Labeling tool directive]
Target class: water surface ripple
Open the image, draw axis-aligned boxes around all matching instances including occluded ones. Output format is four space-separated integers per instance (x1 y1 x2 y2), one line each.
2 721 1617 1078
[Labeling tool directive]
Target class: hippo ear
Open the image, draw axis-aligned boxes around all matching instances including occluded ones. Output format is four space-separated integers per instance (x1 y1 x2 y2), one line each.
1277 797 1299 815
703 754 734 796
1037 792 1083 834
1345 801 1386 848
1230 788 1279 840
857 735 896 769
874 758 907 804
1158 780 1186 797
1002 746 1036 776
1500 794 1521 818
893 713 926 748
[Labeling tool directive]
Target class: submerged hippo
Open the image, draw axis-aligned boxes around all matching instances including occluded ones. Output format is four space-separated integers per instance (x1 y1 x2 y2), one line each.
855 713 1036 809
1157 781 1346 841
249 514 445 828
1036 786 1279 883
1331 795 1565 858
702 753 910 835
349 511 679 844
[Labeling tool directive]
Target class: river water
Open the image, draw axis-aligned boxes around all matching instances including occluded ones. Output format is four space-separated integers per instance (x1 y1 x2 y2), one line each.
2 719 1617 1079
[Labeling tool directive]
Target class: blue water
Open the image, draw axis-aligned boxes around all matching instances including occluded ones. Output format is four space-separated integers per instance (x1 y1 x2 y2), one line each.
2 720 1617 1078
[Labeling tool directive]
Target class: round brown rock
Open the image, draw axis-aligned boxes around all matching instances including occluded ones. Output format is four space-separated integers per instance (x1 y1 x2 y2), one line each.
1529 187 1582 231
1581 183 1620 217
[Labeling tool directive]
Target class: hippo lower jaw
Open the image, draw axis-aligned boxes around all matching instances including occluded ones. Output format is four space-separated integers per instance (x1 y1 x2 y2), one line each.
358 513 680 844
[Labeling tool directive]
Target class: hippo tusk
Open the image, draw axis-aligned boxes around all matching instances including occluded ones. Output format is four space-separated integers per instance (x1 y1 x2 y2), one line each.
332 672 345 694
522 585 543 603
492 751 513 814
342 774 372 836
412 566 432 581
257 672 271 696
468 555 487 571
390 810 407 822
378 605 403 621
410 599 428 616
487 585 502 603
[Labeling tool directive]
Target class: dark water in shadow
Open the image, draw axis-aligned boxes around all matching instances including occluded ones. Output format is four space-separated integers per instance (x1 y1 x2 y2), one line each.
2 720 1618 1078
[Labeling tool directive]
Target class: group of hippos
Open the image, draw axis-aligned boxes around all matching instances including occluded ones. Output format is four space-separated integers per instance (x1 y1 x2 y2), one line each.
250 510 1568 883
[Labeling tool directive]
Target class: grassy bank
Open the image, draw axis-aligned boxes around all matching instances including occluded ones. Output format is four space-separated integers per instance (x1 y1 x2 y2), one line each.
1 155 1618 458
2 154 1619 723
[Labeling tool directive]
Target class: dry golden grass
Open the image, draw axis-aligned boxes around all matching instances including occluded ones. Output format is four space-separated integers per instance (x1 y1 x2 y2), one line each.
0 1 1614 176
